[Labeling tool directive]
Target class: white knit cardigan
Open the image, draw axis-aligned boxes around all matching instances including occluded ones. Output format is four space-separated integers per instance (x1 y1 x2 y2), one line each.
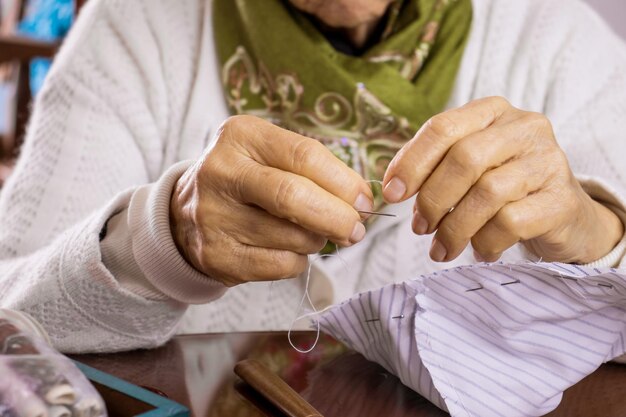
0 0 625 353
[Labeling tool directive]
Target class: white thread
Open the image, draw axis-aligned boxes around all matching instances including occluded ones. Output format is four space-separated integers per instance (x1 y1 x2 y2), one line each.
287 179 379 352
288 251 348 353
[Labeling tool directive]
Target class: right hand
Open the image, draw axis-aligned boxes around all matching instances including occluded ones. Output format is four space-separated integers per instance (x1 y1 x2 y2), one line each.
170 115 374 287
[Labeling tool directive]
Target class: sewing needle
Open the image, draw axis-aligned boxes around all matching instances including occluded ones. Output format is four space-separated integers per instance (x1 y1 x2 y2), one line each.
357 210 397 217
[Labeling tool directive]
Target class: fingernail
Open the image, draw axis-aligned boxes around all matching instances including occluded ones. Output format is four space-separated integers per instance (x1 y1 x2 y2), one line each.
412 210 429 235
350 222 366 244
430 239 447 262
354 193 373 212
473 249 486 262
383 177 406 203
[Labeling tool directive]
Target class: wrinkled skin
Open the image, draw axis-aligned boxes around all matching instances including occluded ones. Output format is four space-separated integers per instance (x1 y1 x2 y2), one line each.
171 116 373 286
287 0 394 28
171 5 623 289
382 97 623 264
287 0 395 47
171 0 397 286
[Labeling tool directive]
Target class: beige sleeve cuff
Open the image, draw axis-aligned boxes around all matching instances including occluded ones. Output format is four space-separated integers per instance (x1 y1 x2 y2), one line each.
100 161 227 304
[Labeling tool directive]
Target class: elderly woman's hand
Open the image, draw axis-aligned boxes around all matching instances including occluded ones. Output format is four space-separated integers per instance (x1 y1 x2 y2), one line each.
383 97 624 264
170 115 373 286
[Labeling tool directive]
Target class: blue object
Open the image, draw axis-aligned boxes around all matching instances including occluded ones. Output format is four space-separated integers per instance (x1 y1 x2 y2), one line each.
17 0 74 95
73 361 190 417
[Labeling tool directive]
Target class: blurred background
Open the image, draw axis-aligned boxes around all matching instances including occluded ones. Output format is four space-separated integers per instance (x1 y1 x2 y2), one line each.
589 0 626 39
0 0 624 185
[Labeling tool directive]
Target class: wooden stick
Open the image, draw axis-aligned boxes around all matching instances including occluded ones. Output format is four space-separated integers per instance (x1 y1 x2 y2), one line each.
234 359 323 417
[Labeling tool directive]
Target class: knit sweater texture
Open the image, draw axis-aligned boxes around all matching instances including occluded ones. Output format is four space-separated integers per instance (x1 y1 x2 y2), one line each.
1 0 626 353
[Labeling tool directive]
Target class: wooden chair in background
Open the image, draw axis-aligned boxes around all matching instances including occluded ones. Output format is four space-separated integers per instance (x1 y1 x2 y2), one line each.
0 0 86 187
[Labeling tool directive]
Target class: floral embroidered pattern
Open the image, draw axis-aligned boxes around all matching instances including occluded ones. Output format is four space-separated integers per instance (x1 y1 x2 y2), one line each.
367 0 452 80
222 46 414 204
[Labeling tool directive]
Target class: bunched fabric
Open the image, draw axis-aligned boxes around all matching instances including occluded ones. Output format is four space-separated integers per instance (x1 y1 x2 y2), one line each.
318 262 626 417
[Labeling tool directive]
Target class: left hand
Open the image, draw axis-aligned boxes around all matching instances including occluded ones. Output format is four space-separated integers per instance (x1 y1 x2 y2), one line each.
382 97 623 263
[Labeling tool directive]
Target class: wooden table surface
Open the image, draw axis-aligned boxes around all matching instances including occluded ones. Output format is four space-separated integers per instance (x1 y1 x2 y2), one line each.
73 332 626 417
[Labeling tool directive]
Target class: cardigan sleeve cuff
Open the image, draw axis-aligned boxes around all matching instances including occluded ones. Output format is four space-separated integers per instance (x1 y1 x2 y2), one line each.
102 160 227 304
129 160 228 304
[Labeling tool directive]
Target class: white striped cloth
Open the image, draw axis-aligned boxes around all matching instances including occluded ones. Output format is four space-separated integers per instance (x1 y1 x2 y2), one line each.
317 262 626 417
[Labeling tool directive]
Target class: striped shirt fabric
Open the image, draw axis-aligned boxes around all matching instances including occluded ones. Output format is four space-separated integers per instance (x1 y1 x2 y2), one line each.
318 262 626 417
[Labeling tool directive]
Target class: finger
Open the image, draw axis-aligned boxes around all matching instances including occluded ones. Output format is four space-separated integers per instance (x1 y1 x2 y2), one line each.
415 122 533 234
209 242 309 286
472 248 500 263
470 192 557 262
237 164 364 246
383 96 512 203
227 115 374 211
224 204 327 255
429 157 547 261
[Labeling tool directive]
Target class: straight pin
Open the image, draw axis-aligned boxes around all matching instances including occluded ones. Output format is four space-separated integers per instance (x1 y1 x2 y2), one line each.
501 279 520 286
392 315 405 319
597 282 614 289
357 210 397 217
365 318 380 323
554 275 578 282
466 284 484 292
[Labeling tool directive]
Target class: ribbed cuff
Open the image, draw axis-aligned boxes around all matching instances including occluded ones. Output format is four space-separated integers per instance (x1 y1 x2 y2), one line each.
582 228 626 268
101 208 168 300
129 160 227 304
